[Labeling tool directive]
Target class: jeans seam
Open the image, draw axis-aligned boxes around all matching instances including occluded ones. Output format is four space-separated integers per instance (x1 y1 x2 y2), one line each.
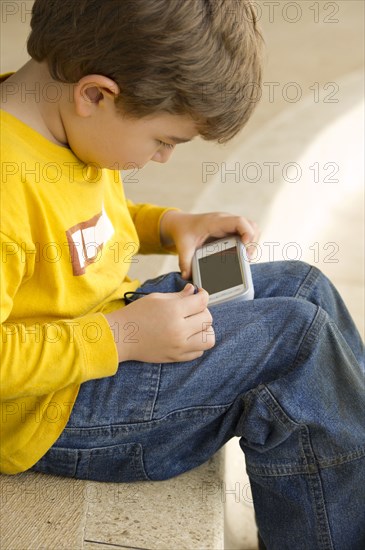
300 425 334 550
290 306 327 376
316 446 365 467
294 264 320 300
149 364 162 421
62 403 232 435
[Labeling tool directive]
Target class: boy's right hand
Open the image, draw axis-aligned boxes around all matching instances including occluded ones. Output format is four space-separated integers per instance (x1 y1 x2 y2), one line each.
104 284 215 363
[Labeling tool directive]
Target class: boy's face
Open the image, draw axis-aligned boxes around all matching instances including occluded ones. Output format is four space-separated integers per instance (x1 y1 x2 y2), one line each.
92 111 199 170
63 80 199 170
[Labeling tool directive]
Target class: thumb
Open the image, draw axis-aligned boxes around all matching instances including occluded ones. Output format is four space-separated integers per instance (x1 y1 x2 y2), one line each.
178 248 195 280
179 283 195 295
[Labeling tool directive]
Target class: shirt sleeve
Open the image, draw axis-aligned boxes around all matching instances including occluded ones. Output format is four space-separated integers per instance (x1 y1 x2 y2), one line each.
126 199 180 254
0 232 119 401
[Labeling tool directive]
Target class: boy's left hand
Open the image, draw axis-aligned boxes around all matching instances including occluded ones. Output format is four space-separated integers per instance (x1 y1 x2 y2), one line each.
160 210 260 280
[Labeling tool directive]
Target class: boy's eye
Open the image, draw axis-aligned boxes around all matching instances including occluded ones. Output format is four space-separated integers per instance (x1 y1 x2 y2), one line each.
157 140 175 150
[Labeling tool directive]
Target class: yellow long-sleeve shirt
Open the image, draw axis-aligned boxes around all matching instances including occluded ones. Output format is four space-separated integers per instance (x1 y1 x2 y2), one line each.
0 108 177 474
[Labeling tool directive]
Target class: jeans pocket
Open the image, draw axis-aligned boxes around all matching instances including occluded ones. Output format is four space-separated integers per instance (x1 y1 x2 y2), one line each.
85 443 149 482
32 446 78 478
32 443 150 482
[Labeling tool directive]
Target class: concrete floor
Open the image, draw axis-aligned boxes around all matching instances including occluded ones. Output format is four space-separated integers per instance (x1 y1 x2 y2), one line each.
1 1 364 549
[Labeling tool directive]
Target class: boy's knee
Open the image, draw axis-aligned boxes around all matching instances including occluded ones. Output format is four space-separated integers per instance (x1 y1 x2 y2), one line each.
251 260 319 299
284 295 321 333
280 259 318 280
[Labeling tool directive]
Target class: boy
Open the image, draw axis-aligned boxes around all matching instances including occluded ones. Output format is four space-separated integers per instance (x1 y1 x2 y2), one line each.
1 1 364 548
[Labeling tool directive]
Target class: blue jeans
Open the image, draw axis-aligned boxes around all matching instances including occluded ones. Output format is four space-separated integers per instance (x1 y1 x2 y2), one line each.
32 261 365 550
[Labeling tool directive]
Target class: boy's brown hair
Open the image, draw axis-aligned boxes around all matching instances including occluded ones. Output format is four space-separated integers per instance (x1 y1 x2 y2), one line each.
27 0 263 143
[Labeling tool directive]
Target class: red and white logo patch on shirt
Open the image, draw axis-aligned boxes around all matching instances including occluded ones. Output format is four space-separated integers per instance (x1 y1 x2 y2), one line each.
66 206 114 276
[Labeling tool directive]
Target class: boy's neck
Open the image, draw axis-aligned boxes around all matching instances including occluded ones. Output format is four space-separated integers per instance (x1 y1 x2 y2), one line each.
0 60 69 148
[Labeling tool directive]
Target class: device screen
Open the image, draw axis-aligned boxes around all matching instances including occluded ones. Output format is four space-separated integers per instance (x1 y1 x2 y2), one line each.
198 245 245 295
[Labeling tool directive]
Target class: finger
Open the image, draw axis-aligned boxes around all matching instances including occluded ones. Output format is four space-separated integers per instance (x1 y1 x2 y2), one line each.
206 214 256 245
244 220 261 259
180 269 191 280
186 327 215 350
172 350 205 363
235 217 256 246
209 215 256 246
178 246 196 280
167 328 216 361
179 287 210 317
185 309 213 335
179 283 196 296
248 219 261 242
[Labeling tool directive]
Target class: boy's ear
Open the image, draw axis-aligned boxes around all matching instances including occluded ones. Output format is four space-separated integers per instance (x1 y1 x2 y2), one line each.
73 75 120 117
